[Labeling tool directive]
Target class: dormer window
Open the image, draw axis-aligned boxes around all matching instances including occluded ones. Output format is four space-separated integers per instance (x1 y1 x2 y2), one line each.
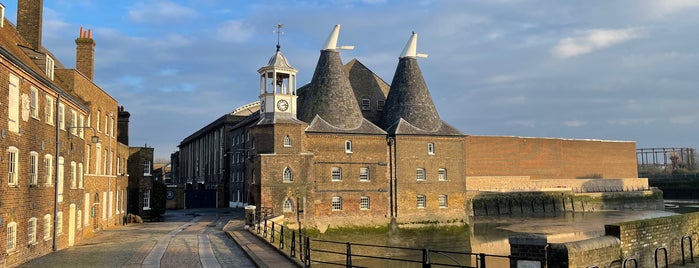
45 55 55 80
361 99 371 110
377 100 385 111
345 140 352 153
427 143 435 155
283 135 292 147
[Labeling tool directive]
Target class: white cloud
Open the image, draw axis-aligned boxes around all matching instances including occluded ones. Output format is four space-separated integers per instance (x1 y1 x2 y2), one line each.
552 28 645 58
128 1 197 23
562 120 587 127
215 20 254 43
645 0 699 18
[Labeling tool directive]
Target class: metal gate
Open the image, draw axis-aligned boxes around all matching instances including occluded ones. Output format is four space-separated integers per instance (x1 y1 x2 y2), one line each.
185 189 216 208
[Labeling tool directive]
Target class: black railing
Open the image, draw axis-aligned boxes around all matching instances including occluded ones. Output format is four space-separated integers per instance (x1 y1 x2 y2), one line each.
251 217 510 267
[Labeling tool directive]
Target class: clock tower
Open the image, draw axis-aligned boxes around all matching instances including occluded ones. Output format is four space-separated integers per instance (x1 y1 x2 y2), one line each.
258 25 298 120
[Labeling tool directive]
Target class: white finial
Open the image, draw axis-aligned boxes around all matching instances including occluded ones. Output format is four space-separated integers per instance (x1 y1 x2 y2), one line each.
322 24 355 51
400 31 428 58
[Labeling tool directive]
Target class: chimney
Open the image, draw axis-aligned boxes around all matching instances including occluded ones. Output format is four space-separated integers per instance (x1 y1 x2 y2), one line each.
76 27 96 80
117 106 131 146
17 0 43 50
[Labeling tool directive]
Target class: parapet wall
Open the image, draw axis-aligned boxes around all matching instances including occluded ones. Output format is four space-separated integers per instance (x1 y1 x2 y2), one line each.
466 136 638 179
466 176 649 192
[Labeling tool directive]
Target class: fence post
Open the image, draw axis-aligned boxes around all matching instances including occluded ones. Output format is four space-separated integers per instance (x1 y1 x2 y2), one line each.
290 230 296 258
479 253 486 268
263 219 268 238
422 248 431 268
305 236 311 268
346 242 352 268
271 222 275 243
280 226 285 249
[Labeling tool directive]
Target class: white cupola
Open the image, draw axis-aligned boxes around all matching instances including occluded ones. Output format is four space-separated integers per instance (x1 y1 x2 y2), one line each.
258 24 298 118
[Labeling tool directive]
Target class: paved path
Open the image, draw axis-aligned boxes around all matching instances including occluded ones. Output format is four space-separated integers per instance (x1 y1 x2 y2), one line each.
17 208 260 268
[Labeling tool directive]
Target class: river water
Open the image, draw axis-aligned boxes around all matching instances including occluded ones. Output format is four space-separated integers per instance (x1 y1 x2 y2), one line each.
308 208 688 267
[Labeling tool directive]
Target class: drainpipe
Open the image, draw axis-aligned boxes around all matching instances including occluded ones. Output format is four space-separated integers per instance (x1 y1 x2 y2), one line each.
52 95 60 251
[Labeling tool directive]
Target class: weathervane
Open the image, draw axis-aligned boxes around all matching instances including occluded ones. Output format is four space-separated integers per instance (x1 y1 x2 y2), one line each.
274 23 284 51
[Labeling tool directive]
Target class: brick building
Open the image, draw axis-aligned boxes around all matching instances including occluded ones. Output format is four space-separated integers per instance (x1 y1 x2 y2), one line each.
0 1 132 266
174 25 643 228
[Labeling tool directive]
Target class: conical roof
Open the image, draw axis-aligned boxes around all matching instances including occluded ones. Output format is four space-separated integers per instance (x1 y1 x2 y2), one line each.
297 26 364 130
382 33 441 132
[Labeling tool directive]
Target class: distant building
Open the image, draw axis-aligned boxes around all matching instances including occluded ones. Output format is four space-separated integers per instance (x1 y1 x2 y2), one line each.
126 147 154 217
174 25 645 228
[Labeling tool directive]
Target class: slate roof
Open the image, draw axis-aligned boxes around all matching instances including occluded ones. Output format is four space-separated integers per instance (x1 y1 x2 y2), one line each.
297 49 365 130
305 115 386 135
344 59 389 126
382 57 446 134
384 118 462 136
259 45 295 73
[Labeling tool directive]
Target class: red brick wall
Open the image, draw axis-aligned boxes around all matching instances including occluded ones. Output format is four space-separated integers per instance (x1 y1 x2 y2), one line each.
466 136 638 179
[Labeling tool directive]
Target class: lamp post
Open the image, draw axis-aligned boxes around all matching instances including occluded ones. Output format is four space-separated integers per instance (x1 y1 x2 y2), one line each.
53 105 100 252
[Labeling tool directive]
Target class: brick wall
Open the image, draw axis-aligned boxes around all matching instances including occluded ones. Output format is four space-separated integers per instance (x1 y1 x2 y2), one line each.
548 236 621 268
466 136 638 179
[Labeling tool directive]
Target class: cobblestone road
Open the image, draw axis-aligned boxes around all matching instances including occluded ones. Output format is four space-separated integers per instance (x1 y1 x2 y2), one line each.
18 208 255 268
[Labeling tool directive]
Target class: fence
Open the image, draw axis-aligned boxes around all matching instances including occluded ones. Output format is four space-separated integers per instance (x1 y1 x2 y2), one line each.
251 215 510 267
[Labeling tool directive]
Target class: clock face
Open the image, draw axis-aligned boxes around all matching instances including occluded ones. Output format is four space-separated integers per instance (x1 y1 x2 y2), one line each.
277 99 289 111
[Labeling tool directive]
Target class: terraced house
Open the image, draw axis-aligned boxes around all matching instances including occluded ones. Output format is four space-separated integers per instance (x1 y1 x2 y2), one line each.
0 1 131 266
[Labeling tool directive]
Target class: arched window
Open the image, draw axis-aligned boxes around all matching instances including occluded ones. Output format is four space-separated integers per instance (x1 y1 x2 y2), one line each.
283 198 294 212
283 167 293 182
283 135 292 147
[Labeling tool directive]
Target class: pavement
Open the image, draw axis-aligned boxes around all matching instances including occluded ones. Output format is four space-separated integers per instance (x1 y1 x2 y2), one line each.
17 208 298 268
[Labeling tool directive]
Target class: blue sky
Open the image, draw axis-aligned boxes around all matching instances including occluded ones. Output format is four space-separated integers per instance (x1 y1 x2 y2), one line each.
4 0 699 160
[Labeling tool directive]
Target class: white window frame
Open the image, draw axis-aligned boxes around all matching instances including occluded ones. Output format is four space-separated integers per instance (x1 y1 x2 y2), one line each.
143 189 151 210
70 110 78 135
331 196 342 211
360 196 370 210
44 154 53 185
28 217 37 245
43 214 51 240
417 195 426 209
96 110 101 132
56 212 63 234
78 163 84 188
58 102 65 130
416 168 426 181
345 140 352 153
29 151 38 186
143 160 151 176
331 167 342 181
58 156 64 202
77 210 82 230
45 55 55 80
6 221 17 253
283 167 293 182
30 86 39 119
438 168 447 181
70 161 77 189
283 198 293 212
283 135 292 147
361 98 370 110
45 96 54 125
439 195 448 208
8 74 19 133
428 143 435 155
359 167 370 181
7 147 19 186
79 114 85 139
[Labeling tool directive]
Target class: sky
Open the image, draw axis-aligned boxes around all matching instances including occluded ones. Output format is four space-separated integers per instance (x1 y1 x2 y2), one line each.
4 0 699 160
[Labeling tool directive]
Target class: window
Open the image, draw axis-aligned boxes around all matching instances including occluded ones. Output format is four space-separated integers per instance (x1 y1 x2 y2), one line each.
58 103 65 130
70 161 77 189
416 168 426 181
6 221 17 252
96 110 101 131
359 167 370 181
361 98 371 110
283 135 292 147
58 157 64 202
7 147 18 186
143 160 151 175
345 140 352 153
43 214 51 240
28 217 37 245
377 100 385 111
283 167 293 182
438 168 447 181
45 96 54 125
56 212 63 234
417 195 426 209
8 74 19 133
331 196 342 211
70 110 78 135
331 167 342 181
283 198 293 212
85 145 91 174
78 163 84 188
360 196 370 210
46 55 55 80
30 151 38 186
30 86 38 119
77 210 82 230
44 154 53 185
95 144 101 175
143 190 151 209
439 195 448 208
428 143 435 155
79 114 85 138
